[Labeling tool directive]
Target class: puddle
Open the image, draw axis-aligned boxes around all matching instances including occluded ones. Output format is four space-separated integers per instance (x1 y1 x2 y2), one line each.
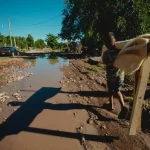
0 54 69 88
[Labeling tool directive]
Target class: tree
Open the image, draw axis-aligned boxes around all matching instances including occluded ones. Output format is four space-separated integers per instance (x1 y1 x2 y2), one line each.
0 33 5 46
47 55 59 65
57 42 66 49
35 39 46 49
45 34 58 49
60 0 150 54
15 36 26 49
26 34 34 49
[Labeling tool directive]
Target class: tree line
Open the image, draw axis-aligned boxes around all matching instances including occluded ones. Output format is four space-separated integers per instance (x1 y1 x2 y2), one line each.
0 33 66 50
60 0 150 54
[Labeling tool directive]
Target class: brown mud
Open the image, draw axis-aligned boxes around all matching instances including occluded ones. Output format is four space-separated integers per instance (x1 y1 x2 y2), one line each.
0 54 150 150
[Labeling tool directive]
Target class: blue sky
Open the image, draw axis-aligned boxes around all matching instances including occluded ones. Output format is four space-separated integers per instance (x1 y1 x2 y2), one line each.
0 0 65 41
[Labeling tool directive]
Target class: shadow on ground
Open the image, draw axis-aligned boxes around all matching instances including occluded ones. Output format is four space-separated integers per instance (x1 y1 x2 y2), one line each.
0 87 119 143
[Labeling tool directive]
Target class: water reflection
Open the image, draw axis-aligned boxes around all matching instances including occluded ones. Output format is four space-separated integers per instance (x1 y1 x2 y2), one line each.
0 54 69 88
18 58 36 69
47 54 59 65
38 54 46 59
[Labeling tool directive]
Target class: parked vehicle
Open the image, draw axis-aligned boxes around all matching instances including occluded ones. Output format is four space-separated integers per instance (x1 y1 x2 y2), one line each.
0 46 19 56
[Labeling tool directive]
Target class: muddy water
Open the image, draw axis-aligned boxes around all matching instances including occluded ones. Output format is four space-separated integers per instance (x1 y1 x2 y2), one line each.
19 54 69 88
0 54 70 125
0 55 83 150
0 55 69 90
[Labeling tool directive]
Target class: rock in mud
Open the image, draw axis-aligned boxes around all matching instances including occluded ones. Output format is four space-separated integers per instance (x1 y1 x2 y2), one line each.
12 92 22 100
68 94 72 97
101 124 107 129
3 117 7 122
76 126 84 133
27 73 33 77
75 94 78 97
124 121 129 127
82 136 86 144
83 96 86 100
60 80 63 83
0 92 8 97
12 93 20 96
0 92 9 103
73 112 77 117
87 118 94 124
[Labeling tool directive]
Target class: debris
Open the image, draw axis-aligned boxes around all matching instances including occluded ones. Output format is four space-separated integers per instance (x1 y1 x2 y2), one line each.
16 97 21 101
0 98 6 103
60 80 63 83
68 94 72 97
101 124 107 129
0 92 9 103
0 92 8 97
4 96 10 99
12 92 22 100
82 136 86 144
12 93 20 96
17 90 21 93
75 94 78 97
76 126 84 133
3 117 7 123
73 112 77 117
83 97 86 100
94 119 101 125
80 77 83 80
87 118 94 124
124 121 130 127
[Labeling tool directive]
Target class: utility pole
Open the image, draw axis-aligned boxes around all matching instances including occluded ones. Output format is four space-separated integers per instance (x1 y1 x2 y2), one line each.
8 19 12 46
1 25 4 46
14 37 16 47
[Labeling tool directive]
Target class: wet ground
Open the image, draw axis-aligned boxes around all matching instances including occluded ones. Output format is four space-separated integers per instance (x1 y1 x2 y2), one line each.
0 54 150 150
0 55 92 150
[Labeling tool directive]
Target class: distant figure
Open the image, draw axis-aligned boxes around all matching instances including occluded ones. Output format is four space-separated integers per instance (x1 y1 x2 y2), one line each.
102 32 128 119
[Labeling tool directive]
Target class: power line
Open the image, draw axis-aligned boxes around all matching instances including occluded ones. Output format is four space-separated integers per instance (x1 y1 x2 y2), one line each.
16 14 62 26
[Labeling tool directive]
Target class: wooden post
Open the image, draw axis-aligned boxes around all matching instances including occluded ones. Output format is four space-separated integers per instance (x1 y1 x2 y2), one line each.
129 57 150 135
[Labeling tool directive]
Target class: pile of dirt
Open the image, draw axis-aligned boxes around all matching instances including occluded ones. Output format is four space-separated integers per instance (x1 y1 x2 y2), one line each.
0 58 34 87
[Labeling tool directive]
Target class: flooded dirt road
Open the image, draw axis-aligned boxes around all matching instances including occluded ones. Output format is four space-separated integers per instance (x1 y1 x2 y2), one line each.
0 55 95 150
1 54 148 150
